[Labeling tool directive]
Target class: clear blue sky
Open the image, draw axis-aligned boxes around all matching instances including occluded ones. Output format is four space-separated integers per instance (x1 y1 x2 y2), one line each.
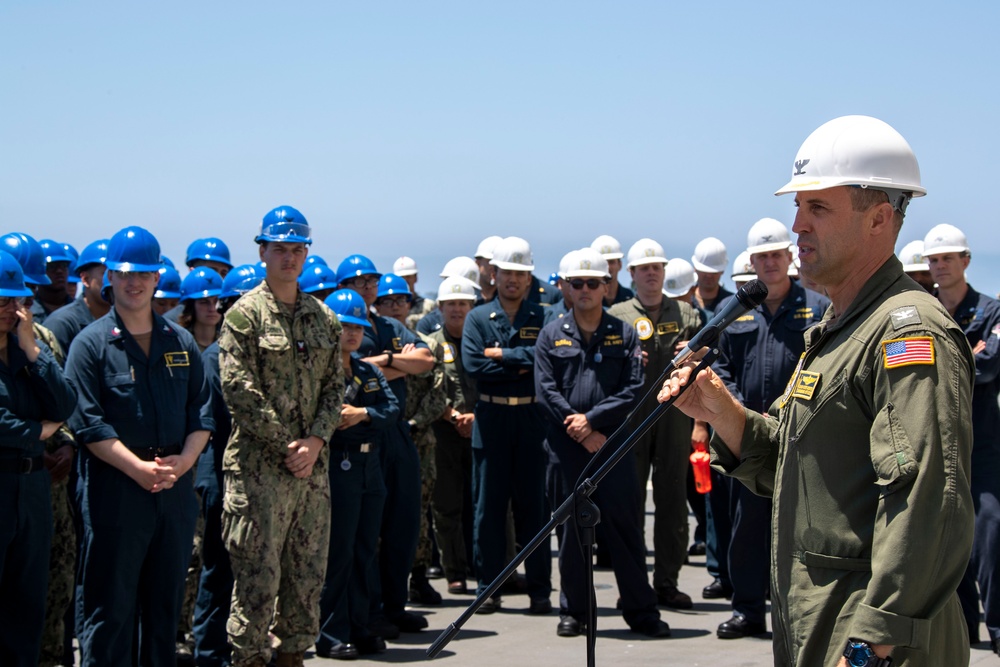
4 1 999 295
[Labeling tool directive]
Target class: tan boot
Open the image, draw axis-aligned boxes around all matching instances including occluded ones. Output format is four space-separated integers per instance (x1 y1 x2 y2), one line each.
274 651 305 667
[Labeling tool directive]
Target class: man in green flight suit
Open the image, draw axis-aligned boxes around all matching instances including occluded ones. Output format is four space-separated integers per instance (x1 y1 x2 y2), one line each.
659 115 975 667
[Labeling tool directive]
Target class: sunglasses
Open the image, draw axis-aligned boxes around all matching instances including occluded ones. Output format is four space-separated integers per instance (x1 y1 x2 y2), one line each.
569 278 605 291
0 296 27 308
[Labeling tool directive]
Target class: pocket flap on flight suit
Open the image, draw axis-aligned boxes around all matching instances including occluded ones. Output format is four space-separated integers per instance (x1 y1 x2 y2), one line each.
799 550 872 572
869 401 919 491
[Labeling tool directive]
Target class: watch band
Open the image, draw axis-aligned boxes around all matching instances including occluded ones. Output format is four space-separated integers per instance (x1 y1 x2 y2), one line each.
843 639 892 667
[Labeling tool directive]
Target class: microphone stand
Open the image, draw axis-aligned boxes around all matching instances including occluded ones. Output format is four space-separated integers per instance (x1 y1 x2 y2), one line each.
426 347 721 665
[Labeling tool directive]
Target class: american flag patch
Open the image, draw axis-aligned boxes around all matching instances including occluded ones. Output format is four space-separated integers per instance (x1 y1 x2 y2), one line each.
883 336 934 369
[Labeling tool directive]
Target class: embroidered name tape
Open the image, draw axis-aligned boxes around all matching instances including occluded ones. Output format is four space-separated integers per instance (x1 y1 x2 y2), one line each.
790 371 820 400
883 336 934 369
657 322 679 335
164 351 190 367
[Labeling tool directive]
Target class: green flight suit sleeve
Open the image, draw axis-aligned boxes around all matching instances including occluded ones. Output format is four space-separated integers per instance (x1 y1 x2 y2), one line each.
850 325 975 650
710 407 780 498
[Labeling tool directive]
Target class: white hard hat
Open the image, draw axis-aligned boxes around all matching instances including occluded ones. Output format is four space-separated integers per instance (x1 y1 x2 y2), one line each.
489 236 535 271
475 235 504 260
775 115 926 213
746 218 792 255
591 235 624 260
557 250 580 280
564 247 611 279
437 275 478 302
439 256 480 290
922 224 970 256
787 245 801 277
898 240 929 271
626 238 667 269
663 259 697 298
731 250 755 282
392 256 418 277
691 237 728 273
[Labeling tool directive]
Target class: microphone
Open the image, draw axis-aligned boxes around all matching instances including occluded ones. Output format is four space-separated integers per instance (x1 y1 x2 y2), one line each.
669 279 769 369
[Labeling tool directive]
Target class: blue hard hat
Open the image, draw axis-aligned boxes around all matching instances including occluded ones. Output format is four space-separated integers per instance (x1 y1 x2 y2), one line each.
299 264 340 294
304 255 327 268
0 250 33 298
154 266 183 299
105 226 162 273
186 237 233 268
160 255 176 269
77 239 110 272
548 271 559 286
62 243 81 283
335 254 381 285
324 289 371 327
377 273 413 300
180 267 224 302
0 233 51 286
39 239 74 265
220 264 263 299
255 205 312 245
100 271 113 304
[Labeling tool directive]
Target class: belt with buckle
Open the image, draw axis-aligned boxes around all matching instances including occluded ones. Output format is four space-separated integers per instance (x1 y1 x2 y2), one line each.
0 455 46 474
130 445 183 462
478 394 537 406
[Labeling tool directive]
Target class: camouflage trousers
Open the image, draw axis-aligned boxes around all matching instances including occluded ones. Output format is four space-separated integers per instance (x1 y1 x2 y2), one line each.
178 488 204 637
413 426 438 569
39 479 75 667
222 465 331 666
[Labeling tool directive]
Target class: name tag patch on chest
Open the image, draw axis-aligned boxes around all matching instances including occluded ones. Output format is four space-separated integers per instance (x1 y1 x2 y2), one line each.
602 334 623 346
164 351 190 368
554 339 573 347
519 327 539 340
657 322 679 335
363 378 381 393
793 307 814 320
634 317 654 340
790 371 821 400
883 336 934 369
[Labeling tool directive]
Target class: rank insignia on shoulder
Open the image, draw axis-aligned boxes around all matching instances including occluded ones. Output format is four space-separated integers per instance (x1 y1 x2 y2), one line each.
164 351 190 368
657 322 679 335
633 317 653 340
554 339 573 347
889 306 922 331
883 336 934 369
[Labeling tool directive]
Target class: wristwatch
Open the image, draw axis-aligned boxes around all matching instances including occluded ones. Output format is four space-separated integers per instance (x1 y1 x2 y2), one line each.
843 639 892 667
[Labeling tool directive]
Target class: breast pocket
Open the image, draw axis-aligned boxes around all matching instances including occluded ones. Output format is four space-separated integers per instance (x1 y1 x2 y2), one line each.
549 345 582 390
103 371 142 422
595 344 629 386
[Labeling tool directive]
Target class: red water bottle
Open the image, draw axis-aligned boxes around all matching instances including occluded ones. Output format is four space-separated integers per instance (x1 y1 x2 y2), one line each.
690 442 712 494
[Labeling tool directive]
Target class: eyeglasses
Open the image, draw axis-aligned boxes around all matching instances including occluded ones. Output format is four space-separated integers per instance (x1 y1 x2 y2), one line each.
569 278 606 291
348 276 379 289
0 296 27 308
378 295 410 307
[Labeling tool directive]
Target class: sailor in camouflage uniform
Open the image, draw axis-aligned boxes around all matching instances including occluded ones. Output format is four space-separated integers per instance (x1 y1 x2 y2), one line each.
218 206 344 667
